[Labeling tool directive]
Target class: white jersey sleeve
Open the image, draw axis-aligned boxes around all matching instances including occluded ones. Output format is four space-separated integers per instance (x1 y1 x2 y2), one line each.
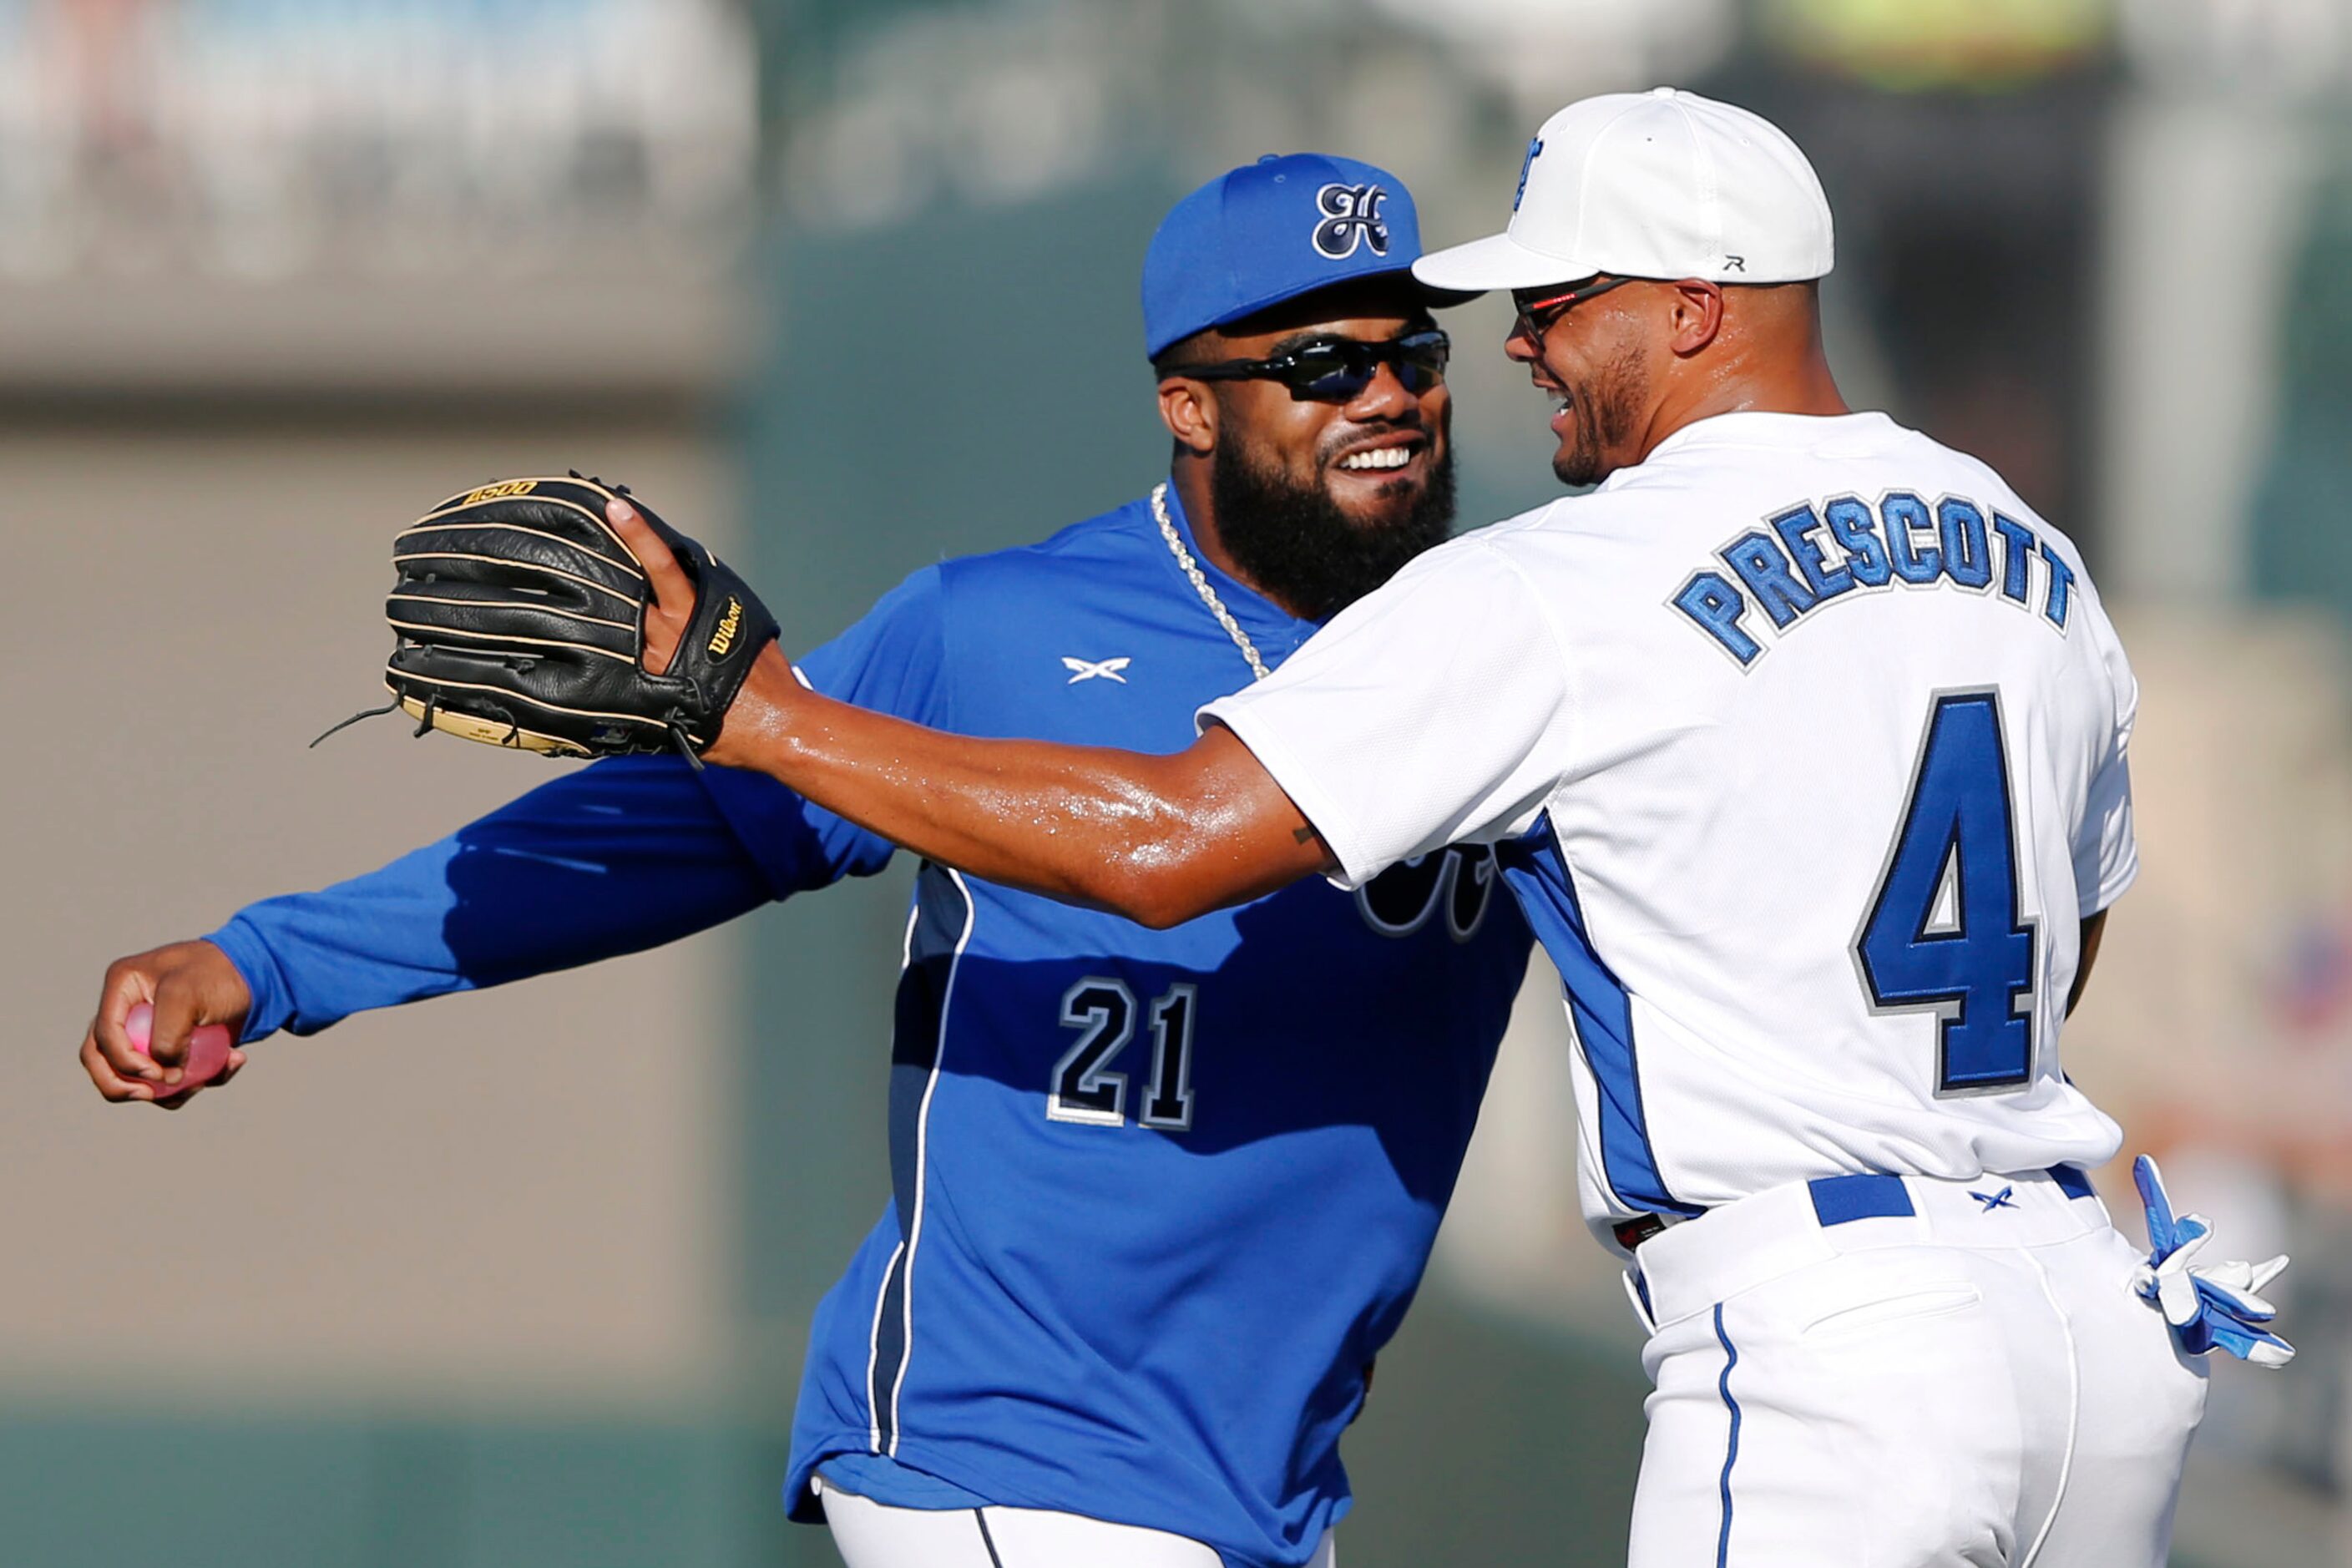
1200 535 1572 889
2073 635 2139 917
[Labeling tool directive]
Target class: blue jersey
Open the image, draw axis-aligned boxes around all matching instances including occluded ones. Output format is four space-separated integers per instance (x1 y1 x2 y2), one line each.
210 488 1530 1568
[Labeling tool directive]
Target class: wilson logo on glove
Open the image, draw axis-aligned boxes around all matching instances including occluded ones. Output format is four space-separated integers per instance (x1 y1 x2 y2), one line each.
315 472 778 769
708 596 746 658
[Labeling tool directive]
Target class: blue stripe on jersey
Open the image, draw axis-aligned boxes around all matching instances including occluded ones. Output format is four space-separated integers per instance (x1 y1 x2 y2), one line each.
863 1241 910 1455
1499 819 1702 1218
870 862 976 1454
1714 1303 1742 1567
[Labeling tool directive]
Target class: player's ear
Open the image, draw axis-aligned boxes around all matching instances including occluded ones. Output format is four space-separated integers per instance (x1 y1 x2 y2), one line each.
1156 376 1220 456
1666 279 1726 357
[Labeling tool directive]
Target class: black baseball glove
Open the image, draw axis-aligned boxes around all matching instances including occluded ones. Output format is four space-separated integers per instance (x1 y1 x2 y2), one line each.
375 473 777 764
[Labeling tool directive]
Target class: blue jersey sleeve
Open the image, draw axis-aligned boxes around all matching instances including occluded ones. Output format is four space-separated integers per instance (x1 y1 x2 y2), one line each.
698 564 950 891
212 757 775 1040
210 567 953 1042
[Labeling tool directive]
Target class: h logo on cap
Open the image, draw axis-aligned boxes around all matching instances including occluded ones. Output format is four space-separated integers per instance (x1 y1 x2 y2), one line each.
1514 135 1543 212
1312 184 1388 260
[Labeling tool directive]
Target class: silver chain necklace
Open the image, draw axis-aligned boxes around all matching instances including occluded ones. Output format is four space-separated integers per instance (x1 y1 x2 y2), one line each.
1151 481 1270 682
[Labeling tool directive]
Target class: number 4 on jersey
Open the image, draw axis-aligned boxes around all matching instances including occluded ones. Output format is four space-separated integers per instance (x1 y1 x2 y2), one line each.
1857 691 2039 1093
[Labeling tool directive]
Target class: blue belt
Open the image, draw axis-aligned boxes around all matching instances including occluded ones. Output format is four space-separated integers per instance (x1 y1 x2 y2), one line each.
1618 1166 2097 1251
1808 1164 2097 1227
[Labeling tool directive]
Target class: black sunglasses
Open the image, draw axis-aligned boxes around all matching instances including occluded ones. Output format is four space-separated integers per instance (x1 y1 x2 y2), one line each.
1174 328 1450 402
1510 275 1640 344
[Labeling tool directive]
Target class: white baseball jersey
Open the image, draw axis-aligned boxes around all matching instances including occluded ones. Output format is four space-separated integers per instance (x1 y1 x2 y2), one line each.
1203 410 2136 1242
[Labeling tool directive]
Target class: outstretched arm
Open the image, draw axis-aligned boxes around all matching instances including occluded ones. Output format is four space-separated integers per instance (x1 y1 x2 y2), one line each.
714 660 1333 928
80 759 791 1105
79 747 912 1109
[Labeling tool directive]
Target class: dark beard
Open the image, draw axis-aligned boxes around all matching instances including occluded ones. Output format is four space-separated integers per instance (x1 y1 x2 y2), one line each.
1553 340 1649 488
1208 443 1457 621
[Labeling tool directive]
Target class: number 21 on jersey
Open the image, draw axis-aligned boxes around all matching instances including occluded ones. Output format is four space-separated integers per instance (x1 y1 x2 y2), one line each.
1856 690 2039 1095
1049 979 1198 1130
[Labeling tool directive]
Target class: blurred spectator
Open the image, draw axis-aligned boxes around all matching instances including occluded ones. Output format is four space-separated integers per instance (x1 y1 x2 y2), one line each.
0 0 756 280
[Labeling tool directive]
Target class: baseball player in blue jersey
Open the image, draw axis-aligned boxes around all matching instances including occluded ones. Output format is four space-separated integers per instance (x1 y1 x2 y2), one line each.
586 93 2298 1565
81 157 1535 1568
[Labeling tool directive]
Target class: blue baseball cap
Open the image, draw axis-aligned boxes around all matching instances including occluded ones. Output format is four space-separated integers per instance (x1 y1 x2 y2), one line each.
1141 153 1445 361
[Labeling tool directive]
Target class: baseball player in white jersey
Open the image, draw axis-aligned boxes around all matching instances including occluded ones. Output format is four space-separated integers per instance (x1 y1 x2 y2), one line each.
589 89 2294 1565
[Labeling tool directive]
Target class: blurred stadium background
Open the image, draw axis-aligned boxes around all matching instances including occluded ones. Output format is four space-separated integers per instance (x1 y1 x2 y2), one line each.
8 0 2352 1562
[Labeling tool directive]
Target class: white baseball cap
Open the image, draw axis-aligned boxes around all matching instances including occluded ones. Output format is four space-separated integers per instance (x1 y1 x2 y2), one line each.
1413 88 1834 293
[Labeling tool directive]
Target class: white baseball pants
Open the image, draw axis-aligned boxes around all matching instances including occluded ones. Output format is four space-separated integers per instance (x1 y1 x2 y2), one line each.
1622 1167 2207 1567
817 1477 1338 1568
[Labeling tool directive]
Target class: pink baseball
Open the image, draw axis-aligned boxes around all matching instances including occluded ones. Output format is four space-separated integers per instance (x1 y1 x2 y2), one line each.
125 1001 234 1094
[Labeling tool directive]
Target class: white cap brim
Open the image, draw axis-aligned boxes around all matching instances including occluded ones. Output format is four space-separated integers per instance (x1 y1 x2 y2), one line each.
1411 230 1597 295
